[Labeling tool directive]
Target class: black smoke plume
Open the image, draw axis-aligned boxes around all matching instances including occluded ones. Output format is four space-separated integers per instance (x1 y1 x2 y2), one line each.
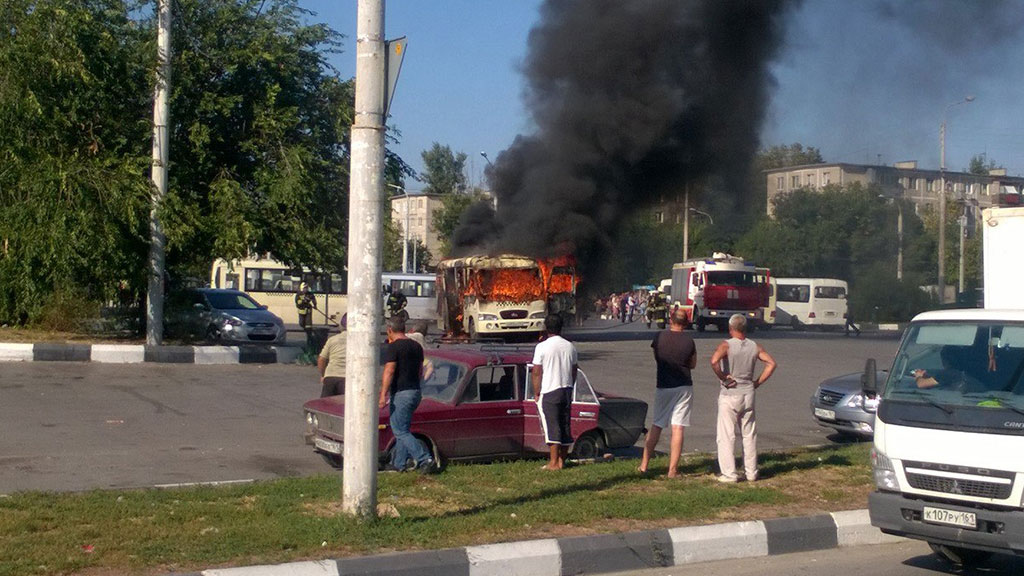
453 0 798 283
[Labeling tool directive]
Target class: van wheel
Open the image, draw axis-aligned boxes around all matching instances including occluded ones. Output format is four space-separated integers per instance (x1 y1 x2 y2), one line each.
928 543 993 566
571 431 607 460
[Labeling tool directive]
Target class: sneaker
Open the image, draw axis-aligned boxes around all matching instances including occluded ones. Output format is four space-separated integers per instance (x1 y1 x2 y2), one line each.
381 463 404 473
717 475 738 483
417 458 438 475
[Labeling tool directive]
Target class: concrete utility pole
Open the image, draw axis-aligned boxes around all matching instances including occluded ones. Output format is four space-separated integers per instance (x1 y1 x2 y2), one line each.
343 0 386 518
146 0 171 346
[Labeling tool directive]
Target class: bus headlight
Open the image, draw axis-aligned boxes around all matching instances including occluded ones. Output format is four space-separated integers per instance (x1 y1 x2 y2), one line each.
529 311 546 319
871 447 900 491
478 313 499 321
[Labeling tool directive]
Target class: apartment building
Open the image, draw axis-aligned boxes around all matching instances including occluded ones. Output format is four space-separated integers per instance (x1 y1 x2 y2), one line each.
390 192 444 265
765 161 1024 217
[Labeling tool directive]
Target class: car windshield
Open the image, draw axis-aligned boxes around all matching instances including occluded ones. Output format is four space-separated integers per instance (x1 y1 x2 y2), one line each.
420 359 468 403
206 292 261 310
883 321 1024 411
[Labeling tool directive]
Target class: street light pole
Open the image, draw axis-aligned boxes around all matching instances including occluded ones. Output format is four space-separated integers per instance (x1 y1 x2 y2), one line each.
682 187 689 261
689 207 714 224
938 95 974 304
387 184 408 272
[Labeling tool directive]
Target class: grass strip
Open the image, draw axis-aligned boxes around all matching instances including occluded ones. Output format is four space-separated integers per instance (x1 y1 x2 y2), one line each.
0 443 871 576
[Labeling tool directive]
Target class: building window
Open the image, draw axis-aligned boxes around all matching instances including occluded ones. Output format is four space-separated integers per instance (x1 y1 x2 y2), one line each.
791 175 800 188
806 174 814 186
776 176 784 190
654 211 664 224
822 173 830 185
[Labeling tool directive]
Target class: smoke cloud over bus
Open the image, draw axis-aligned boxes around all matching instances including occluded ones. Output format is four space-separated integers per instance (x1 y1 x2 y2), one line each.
452 0 799 281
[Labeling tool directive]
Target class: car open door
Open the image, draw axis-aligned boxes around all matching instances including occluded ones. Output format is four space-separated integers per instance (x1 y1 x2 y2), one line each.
448 364 525 459
523 367 600 454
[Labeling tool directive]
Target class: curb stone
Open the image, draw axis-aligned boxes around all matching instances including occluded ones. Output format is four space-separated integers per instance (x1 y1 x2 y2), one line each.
187 510 904 576
0 342 301 364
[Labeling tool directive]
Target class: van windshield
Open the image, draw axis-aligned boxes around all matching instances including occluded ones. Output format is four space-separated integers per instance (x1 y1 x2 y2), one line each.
883 322 1024 412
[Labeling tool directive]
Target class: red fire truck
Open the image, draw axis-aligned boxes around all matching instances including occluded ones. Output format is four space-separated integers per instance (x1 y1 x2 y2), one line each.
670 253 769 332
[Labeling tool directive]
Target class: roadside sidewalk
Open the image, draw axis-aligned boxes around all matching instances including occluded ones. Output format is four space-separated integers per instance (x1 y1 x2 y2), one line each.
175 509 902 576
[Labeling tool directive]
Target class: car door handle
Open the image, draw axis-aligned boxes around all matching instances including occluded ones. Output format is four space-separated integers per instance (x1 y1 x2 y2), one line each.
580 411 596 418
506 409 522 415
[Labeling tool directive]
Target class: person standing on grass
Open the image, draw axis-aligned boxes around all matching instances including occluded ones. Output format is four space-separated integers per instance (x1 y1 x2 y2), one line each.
531 314 578 470
638 308 696 477
710 314 776 483
379 316 436 474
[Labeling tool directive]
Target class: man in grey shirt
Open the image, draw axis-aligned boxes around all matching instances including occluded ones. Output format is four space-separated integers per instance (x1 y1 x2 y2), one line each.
710 314 777 483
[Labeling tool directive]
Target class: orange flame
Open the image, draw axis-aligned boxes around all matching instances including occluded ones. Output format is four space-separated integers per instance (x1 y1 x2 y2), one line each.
463 269 545 302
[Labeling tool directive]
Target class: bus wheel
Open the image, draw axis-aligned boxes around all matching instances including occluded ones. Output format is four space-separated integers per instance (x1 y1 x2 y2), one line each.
790 317 801 331
928 543 992 566
468 319 478 340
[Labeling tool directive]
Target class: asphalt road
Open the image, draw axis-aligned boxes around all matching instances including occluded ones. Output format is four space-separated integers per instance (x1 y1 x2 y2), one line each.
0 325 901 493
602 540 1024 576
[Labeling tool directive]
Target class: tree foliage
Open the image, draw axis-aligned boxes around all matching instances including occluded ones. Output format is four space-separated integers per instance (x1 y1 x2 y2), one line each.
968 153 1001 175
0 0 413 325
420 143 468 196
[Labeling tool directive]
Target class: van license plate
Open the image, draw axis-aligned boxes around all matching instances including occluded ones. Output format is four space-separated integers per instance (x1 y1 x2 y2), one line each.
814 407 836 420
923 506 977 529
314 437 341 454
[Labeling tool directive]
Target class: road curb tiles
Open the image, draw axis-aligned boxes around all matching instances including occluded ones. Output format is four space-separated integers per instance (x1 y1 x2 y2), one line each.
0 342 299 364
195 510 903 576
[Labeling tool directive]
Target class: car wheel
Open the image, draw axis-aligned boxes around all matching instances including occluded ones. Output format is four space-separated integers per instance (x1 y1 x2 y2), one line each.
205 325 223 343
571 430 607 461
318 452 342 469
416 434 445 472
928 543 993 566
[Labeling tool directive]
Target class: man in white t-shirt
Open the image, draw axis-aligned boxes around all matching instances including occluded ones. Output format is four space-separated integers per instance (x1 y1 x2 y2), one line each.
531 314 578 470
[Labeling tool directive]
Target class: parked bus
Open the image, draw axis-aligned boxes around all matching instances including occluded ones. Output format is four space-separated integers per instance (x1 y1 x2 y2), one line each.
381 271 438 324
210 257 346 327
774 278 848 329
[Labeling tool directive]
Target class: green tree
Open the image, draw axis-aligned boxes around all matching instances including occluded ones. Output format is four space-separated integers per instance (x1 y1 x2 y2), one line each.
420 143 468 196
735 183 935 321
756 143 824 171
968 153 1001 175
0 0 414 326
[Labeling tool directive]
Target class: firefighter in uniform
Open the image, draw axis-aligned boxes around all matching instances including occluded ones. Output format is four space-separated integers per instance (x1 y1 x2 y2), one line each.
295 282 317 332
386 286 409 321
646 290 668 329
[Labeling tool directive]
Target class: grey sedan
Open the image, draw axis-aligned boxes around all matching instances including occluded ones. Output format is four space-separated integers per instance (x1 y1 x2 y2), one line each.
809 371 884 438
166 288 287 345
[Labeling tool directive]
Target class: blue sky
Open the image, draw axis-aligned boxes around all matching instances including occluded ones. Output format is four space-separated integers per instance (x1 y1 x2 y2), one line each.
299 1 1024 192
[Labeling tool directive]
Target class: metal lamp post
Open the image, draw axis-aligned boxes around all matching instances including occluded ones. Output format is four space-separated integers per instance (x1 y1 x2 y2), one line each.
387 184 408 272
938 95 974 304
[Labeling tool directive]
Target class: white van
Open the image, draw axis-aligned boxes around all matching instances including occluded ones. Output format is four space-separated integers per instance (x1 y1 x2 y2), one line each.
382 272 438 324
774 278 848 329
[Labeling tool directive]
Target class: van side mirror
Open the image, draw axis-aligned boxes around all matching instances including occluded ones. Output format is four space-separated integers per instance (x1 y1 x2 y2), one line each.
861 358 877 394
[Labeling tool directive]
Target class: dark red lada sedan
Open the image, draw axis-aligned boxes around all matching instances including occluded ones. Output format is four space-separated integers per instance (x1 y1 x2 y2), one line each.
303 346 648 469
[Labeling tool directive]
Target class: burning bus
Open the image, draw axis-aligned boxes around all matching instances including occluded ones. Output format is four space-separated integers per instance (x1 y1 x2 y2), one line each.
437 254 577 340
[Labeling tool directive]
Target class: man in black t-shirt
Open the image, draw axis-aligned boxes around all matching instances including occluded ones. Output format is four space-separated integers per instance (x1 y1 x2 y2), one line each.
379 316 436 473
638 308 697 477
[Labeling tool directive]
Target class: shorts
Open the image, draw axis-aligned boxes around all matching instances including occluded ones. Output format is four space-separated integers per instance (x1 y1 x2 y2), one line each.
651 386 693 428
538 387 573 445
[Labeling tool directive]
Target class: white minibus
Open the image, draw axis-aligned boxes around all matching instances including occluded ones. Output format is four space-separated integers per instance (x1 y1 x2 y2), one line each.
774 278 848 329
